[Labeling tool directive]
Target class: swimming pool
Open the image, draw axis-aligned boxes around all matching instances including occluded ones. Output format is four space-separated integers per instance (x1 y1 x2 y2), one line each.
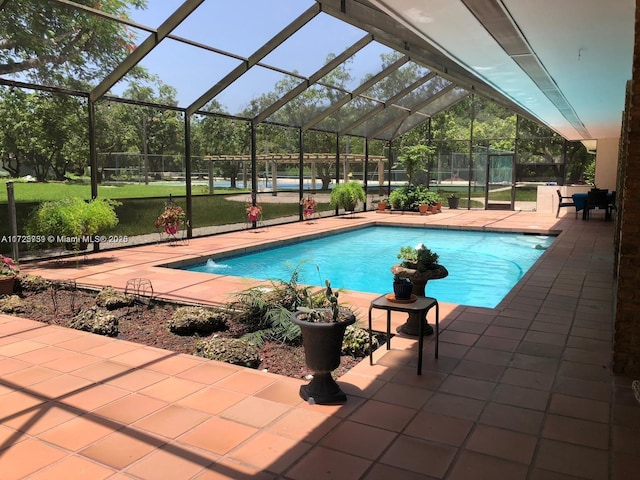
179 226 555 308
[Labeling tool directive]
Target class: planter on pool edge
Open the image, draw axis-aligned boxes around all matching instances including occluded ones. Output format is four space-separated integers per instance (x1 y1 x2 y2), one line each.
291 309 356 405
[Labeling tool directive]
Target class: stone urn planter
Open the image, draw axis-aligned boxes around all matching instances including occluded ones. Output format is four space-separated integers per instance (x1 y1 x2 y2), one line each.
291 308 356 405
391 244 448 336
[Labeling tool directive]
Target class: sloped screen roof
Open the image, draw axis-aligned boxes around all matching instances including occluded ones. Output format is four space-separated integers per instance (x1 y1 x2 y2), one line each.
0 0 473 141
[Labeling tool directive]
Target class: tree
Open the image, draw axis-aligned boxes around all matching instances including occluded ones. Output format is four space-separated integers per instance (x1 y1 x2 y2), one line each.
398 144 435 185
0 0 146 84
0 86 87 180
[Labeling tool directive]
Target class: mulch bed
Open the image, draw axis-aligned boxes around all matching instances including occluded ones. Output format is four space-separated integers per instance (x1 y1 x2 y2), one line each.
7 287 363 379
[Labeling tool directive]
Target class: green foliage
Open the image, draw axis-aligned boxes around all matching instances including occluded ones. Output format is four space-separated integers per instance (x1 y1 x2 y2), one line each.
398 144 435 184
26 198 120 245
330 181 366 211
397 245 439 272
341 324 379 357
388 185 440 211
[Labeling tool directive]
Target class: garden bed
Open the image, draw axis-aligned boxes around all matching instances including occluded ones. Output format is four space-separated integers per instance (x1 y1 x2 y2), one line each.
1 281 374 380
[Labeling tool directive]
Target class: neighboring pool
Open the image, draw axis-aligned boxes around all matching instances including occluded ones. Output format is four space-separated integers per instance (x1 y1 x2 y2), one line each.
178 226 555 308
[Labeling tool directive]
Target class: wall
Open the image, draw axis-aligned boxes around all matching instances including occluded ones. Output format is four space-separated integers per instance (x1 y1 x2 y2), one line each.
595 137 621 191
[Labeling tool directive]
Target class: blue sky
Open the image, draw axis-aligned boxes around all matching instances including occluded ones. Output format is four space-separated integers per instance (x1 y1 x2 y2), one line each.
119 0 389 114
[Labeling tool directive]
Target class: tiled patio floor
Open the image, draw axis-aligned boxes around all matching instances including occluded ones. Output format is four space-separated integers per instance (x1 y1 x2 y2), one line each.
1 209 639 479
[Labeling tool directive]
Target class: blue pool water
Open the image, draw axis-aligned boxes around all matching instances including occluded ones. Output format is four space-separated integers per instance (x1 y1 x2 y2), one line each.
180 226 555 308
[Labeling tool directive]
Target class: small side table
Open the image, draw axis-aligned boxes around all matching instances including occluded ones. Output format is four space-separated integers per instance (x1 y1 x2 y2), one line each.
368 294 439 375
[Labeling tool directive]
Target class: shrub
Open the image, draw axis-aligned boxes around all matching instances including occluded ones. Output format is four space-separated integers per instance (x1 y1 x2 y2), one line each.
96 287 135 310
341 324 379 357
330 181 366 211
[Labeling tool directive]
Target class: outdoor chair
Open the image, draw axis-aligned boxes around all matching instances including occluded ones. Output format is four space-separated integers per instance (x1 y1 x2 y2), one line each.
556 189 576 218
585 188 610 220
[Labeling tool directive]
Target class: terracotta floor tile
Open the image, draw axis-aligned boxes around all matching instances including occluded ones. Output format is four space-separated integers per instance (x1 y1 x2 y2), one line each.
438 374 496 400
549 393 609 423
0 439 67 480
285 445 372 480
403 410 473 446
109 347 173 368
566 336 611 352
380 434 457 478
0 390 47 419
337 371 386 398
146 354 206 376
229 430 312 473
529 321 570 335
552 376 611 402
179 361 240 384
72 359 135 384
484 325 526 340
29 373 93 399
28 453 116 480
465 424 537 463
612 425 640 455
266 408 340 442
473 335 520 352
80 429 166 469
178 416 257 455
107 368 167 391
558 360 612 383
4 402 82 435
542 414 609 449
451 360 505 382
39 414 115 451
535 439 609 480
41 351 103 373
2 364 61 387
447 320 488 335
371 381 432 409
320 420 397 460
213 370 276 395
196 458 277 479
124 444 214 480
133 404 210 439
82 339 141 358
438 330 479 346
463 346 513 366
563 347 611 366
253 379 305 406
176 386 246 415
93 393 168 424
527 468 585 480
363 463 438 480
348 399 416 432
56 334 114 352
423 392 486 420
0 339 47 357
446 450 527 480
612 452 640 480
515 341 564 358
63 383 129 411
0 357 30 376
492 384 549 410
500 367 555 390
509 353 559 373
14 345 70 365
479 402 544 435
138 376 206 402
220 395 290 428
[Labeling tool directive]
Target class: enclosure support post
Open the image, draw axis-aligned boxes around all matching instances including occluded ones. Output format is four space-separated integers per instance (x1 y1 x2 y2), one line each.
6 182 18 262
335 134 340 215
88 97 100 252
468 94 475 210
250 122 258 227
364 137 369 211
387 140 393 197
184 114 193 238
299 128 304 221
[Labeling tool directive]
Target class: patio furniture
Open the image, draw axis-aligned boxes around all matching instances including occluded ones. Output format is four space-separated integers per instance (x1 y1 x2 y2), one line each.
556 189 577 217
585 189 611 220
368 294 439 375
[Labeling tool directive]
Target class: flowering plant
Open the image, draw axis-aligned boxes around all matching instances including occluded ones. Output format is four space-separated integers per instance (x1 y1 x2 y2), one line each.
300 194 318 221
1 255 18 277
246 204 262 222
155 203 186 235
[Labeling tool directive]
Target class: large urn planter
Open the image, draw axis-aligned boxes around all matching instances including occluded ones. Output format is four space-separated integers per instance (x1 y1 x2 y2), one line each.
390 263 448 335
448 197 460 209
291 309 356 405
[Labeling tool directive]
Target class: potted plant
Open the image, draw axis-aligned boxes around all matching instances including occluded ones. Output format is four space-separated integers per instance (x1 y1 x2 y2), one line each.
290 280 356 404
300 194 318 221
448 192 460 209
391 244 448 335
376 196 389 211
155 202 186 235
0 255 19 295
392 274 413 300
246 204 262 223
330 181 366 213
27 198 120 250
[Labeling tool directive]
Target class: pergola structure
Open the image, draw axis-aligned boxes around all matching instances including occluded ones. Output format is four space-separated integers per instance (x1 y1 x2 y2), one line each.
2 0 640 373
